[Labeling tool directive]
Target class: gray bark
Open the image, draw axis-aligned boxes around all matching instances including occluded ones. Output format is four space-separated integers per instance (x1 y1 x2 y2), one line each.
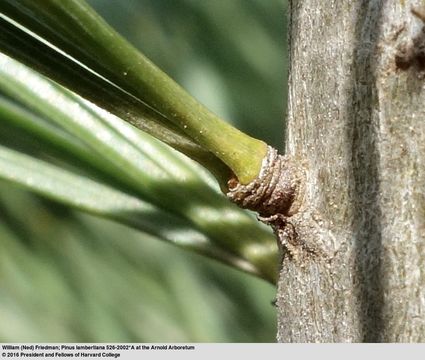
277 0 425 342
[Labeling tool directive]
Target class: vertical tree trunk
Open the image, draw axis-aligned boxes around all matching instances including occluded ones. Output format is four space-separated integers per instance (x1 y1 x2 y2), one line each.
277 0 425 342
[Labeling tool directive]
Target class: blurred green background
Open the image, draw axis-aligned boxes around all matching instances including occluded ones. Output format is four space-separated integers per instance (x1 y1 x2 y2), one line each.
0 0 288 342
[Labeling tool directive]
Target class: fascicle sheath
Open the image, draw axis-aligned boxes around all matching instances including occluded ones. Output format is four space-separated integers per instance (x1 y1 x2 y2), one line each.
226 146 304 217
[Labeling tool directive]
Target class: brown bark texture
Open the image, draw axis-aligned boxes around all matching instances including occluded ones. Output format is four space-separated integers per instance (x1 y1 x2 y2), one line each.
277 0 425 342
